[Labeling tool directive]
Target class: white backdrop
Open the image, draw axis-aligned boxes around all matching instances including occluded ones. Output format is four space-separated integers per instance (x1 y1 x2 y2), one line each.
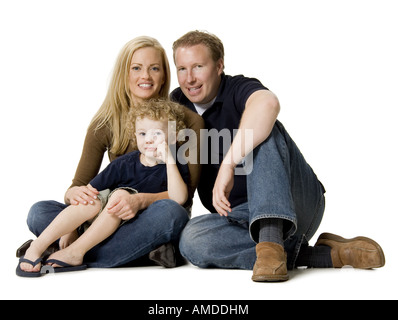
1 0 397 300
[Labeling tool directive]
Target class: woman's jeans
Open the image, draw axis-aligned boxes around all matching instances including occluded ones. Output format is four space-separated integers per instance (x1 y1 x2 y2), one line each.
27 199 189 268
179 121 326 270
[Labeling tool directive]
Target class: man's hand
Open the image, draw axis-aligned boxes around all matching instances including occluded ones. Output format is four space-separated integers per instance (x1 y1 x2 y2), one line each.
212 163 234 216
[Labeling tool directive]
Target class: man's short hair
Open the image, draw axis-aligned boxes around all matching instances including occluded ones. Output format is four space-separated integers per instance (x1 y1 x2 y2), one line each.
172 30 225 67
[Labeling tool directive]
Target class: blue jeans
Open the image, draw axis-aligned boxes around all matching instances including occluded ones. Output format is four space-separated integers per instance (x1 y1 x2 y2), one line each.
179 121 326 270
27 199 189 268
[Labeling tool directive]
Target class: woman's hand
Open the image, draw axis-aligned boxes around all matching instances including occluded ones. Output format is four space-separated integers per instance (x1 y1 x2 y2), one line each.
65 185 99 205
106 189 143 220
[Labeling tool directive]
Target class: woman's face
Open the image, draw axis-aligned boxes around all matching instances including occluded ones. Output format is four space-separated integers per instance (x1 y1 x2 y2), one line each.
128 47 165 103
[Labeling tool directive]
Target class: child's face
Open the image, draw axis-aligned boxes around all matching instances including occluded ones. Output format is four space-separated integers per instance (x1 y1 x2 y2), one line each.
135 117 169 159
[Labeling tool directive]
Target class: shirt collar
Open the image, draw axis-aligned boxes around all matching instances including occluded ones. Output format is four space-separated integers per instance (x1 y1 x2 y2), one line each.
213 73 227 105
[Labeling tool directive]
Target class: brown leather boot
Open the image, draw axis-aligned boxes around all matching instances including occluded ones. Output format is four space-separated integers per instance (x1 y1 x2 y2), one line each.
252 242 289 282
315 233 385 269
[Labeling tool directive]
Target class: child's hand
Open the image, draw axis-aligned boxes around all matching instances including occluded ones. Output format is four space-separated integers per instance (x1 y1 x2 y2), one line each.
156 141 176 165
155 141 168 163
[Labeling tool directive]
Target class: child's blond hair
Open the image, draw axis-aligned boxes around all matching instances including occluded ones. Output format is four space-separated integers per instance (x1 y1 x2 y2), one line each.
128 99 187 149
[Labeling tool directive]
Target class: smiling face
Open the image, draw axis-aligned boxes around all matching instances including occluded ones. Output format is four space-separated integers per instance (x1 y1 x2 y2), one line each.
128 47 165 104
175 44 224 104
135 117 169 163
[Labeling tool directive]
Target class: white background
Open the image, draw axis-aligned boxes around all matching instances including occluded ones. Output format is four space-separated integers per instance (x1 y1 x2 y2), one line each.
1 0 397 300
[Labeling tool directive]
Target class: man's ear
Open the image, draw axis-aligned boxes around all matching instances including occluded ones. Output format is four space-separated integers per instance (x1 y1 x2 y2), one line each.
217 59 224 75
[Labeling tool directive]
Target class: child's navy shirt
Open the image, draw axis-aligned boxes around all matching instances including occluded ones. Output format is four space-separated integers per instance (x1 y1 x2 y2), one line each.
90 150 190 193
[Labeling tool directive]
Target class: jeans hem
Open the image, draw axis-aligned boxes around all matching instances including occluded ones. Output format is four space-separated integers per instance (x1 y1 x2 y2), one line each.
180 252 254 270
287 234 307 270
249 214 297 244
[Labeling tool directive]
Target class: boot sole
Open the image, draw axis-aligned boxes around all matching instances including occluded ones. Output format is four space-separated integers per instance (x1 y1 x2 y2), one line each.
316 232 386 268
252 274 289 282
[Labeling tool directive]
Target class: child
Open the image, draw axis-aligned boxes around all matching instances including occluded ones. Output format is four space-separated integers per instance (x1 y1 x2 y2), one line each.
17 99 189 277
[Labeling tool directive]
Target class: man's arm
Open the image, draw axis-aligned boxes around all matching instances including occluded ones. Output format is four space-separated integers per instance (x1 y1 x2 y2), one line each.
212 90 280 216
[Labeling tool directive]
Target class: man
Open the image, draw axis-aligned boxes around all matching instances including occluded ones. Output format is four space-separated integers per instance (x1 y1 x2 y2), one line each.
171 30 385 282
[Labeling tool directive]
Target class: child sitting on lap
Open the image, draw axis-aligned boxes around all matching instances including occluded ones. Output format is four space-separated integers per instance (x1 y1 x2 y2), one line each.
17 99 189 277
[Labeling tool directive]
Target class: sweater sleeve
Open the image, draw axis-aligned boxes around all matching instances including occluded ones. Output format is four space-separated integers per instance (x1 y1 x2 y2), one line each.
69 121 111 189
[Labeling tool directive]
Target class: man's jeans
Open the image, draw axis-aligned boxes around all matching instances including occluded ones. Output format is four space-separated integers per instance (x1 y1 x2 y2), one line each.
27 199 189 268
179 121 326 270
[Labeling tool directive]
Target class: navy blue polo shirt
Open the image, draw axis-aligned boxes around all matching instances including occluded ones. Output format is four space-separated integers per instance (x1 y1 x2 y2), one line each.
171 73 268 211
90 150 190 194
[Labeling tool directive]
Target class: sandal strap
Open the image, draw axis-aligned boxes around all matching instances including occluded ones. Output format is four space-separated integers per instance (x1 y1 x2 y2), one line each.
45 259 72 268
19 257 42 267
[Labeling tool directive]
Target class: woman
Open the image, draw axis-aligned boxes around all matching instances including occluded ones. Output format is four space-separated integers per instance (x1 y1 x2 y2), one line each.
22 36 204 269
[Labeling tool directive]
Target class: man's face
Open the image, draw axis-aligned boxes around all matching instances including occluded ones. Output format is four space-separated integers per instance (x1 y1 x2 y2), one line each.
175 44 223 104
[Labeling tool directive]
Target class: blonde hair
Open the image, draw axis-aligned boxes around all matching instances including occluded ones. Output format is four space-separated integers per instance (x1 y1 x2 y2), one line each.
128 99 186 149
90 36 171 155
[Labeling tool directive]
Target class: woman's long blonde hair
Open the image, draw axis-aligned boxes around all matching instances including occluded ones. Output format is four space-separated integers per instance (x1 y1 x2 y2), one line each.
90 36 171 155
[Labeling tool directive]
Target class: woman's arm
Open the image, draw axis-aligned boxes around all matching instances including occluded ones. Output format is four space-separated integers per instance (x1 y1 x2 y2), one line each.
64 121 110 205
